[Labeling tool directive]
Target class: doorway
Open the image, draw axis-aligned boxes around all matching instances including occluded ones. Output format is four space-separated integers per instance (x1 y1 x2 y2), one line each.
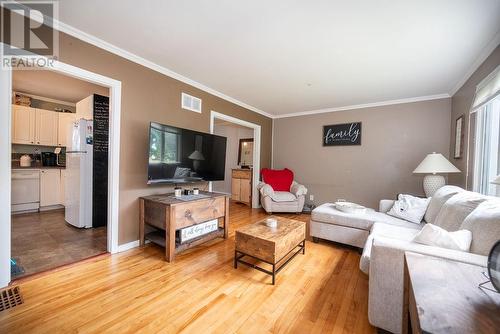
0 59 122 287
210 111 261 208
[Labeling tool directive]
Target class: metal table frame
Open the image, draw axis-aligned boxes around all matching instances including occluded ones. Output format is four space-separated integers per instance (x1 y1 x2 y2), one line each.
234 239 305 285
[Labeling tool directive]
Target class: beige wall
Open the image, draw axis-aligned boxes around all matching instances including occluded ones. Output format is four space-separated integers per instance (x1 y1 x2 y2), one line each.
212 123 254 194
55 33 273 245
273 99 451 209
449 45 500 188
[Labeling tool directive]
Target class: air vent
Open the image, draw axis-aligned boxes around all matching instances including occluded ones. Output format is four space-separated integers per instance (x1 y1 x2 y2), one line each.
181 93 202 113
0 286 23 312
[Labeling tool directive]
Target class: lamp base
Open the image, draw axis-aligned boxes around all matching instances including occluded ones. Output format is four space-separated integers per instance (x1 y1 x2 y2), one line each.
423 174 445 197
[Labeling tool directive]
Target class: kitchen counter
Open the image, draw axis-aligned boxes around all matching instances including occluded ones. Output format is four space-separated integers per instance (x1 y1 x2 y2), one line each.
11 162 65 170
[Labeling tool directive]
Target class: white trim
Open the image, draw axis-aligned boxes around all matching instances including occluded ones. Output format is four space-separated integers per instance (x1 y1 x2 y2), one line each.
274 94 450 119
117 240 140 253
0 66 12 287
449 31 500 96
13 91 76 107
210 111 261 208
55 22 273 119
0 58 122 287
0 1 272 118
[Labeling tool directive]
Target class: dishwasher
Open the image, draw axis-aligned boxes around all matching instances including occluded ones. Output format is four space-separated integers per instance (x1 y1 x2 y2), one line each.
12 170 40 213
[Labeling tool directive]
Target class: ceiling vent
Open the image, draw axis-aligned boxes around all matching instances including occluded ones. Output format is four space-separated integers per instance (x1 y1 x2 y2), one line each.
181 93 202 113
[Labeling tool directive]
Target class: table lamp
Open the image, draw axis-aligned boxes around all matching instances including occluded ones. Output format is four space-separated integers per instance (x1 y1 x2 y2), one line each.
413 152 460 197
492 175 500 185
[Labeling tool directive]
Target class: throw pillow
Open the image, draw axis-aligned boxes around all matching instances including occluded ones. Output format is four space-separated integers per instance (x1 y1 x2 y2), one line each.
261 168 294 191
412 223 472 252
387 194 430 224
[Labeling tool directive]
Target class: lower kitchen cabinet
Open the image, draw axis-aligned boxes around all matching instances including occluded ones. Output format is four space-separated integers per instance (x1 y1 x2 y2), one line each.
40 169 61 207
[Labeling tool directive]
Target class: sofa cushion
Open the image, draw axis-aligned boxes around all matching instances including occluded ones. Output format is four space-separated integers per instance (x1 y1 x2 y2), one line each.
261 168 294 191
424 185 463 224
269 191 297 202
433 191 487 231
360 222 421 274
412 223 472 252
387 194 430 224
460 199 500 256
311 203 419 231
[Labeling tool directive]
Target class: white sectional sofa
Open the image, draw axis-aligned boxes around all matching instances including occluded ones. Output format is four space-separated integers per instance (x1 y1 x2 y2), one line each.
310 185 500 334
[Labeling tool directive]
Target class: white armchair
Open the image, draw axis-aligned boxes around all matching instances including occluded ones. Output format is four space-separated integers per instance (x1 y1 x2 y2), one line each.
258 181 308 214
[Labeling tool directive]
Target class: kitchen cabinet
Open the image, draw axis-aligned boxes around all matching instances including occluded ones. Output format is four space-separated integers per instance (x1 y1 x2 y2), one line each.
231 169 252 206
12 105 72 147
57 113 76 147
12 105 36 145
60 169 66 206
36 109 58 146
40 169 61 207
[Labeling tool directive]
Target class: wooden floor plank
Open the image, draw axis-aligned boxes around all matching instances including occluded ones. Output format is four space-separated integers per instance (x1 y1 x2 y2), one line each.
0 202 376 334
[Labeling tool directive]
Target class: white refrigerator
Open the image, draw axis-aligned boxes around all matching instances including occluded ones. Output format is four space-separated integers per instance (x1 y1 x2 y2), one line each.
65 119 93 228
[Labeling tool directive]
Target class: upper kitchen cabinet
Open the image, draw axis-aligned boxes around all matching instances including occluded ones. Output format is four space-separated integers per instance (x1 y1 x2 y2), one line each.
35 109 58 146
57 113 76 147
12 105 64 147
12 105 36 145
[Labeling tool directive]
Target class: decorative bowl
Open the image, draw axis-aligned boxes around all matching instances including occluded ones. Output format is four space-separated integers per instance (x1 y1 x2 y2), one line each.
265 218 278 228
334 201 367 214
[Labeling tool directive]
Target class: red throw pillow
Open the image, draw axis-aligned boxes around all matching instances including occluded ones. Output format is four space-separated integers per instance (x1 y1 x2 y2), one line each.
261 168 294 191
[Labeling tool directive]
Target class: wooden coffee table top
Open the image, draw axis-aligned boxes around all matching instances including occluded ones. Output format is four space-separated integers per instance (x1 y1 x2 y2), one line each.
235 217 306 264
236 216 305 242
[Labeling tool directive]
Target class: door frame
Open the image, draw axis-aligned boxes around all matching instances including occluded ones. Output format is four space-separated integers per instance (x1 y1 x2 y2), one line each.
209 111 261 208
0 58 122 287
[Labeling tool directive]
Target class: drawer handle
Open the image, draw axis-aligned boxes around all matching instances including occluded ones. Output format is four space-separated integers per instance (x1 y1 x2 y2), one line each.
185 210 192 218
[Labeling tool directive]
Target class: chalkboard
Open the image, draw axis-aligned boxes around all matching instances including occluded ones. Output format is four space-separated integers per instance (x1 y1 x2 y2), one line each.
92 94 109 228
323 122 362 146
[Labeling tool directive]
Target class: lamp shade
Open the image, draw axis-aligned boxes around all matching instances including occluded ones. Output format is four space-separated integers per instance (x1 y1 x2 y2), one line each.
492 175 500 185
413 153 461 174
188 150 205 161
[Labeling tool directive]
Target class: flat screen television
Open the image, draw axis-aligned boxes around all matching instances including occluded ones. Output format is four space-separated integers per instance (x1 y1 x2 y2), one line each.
147 122 227 184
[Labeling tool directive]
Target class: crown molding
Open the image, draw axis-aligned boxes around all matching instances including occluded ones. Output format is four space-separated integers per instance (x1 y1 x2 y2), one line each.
273 94 451 119
0 0 273 119
449 31 500 96
56 22 274 119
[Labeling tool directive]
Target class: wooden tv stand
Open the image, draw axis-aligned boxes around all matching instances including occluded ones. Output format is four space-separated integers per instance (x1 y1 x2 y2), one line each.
139 191 230 262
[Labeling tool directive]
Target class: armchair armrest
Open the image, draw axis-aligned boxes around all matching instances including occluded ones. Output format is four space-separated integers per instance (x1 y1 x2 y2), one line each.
379 199 395 213
257 182 274 197
290 181 308 197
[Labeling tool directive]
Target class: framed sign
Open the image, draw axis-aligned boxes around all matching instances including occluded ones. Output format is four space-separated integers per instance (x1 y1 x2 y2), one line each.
323 122 362 146
454 115 464 159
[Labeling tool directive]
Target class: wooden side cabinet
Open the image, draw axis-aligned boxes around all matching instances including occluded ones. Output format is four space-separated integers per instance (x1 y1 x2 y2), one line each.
231 169 252 206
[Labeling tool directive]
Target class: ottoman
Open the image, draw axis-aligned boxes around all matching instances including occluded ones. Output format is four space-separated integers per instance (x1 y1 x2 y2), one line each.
310 203 376 248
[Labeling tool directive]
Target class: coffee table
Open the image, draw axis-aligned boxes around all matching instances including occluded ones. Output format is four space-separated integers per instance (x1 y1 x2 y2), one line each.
234 216 306 285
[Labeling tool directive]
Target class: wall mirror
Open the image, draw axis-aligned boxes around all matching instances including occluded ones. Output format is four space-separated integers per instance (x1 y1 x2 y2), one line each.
238 138 254 167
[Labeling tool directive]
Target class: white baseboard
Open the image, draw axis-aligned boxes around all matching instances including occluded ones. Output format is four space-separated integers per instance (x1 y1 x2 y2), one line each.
117 240 140 252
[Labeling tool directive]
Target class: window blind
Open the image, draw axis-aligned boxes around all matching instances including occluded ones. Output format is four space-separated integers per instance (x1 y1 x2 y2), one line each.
471 65 500 113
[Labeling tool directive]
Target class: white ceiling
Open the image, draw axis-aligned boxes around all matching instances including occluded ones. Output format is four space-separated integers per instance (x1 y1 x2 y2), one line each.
56 0 500 117
13 70 108 103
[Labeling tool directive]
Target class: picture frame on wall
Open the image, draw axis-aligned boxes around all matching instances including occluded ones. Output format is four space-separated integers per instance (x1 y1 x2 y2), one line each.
454 115 464 159
323 122 362 146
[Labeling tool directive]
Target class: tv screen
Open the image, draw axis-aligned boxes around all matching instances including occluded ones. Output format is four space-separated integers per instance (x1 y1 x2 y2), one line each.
147 122 227 184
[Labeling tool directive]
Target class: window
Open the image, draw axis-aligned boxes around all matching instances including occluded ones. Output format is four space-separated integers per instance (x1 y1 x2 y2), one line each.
149 127 181 163
473 95 500 196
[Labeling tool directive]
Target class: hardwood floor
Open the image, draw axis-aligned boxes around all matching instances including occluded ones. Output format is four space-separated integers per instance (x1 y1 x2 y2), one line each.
1 202 376 333
11 209 107 278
